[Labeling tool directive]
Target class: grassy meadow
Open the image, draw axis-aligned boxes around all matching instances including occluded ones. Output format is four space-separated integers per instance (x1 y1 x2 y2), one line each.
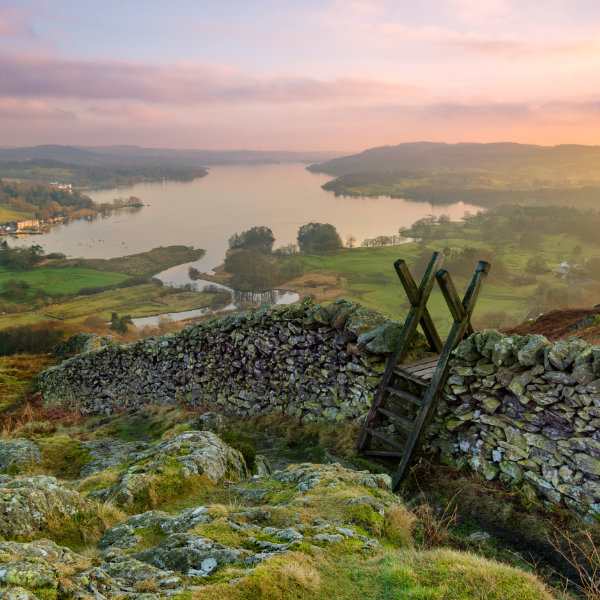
0 265 128 299
280 208 600 335
38 284 230 324
0 246 231 349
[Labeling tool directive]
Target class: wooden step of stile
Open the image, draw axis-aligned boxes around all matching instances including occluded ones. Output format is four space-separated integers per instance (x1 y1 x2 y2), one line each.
376 406 414 429
364 428 405 452
364 450 403 458
384 386 423 406
392 368 429 387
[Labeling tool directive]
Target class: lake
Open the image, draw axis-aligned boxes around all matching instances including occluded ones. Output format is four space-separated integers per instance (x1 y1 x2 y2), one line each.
25 163 482 289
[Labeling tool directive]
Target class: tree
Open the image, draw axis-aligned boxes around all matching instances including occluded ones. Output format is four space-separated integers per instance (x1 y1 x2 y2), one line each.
297 222 342 253
110 312 133 334
228 226 275 253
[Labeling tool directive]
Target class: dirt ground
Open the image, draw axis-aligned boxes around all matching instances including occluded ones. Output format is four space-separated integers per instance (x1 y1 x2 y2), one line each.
283 270 349 303
502 306 600 342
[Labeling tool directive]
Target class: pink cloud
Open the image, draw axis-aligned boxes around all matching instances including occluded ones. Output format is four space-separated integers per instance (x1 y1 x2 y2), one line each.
0 97 73 119
0 7 34 37
0 53 416 105
88 102 169 123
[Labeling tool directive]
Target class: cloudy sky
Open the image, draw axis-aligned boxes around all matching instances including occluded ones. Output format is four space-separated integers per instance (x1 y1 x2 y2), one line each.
1 0 599 150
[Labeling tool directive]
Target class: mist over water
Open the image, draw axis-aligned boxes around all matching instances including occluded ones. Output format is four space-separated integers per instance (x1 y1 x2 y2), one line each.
24 163 482 282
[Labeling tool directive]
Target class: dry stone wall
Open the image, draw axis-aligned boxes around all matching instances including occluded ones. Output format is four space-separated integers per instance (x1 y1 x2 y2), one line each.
428 329 600 520
38 300 600 519
39 298 405 422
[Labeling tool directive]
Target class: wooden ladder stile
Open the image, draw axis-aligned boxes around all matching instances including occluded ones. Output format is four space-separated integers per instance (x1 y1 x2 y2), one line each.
356 253 490 492
355 252 446 452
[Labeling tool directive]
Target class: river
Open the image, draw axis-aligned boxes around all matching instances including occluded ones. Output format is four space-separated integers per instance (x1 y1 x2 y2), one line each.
16 163 483 322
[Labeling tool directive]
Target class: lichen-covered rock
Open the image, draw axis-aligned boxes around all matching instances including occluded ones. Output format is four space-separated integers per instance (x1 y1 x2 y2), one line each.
0 587 40 599
52 332 118 358
99 548 181 588
80 439 151 477
517 335 549 366
271 463 391 492
0 540 91 600
91 431 249 507
98 506 212 550
0 440 40 474
97 461 394 585
0 476 90 539
132 533 246 576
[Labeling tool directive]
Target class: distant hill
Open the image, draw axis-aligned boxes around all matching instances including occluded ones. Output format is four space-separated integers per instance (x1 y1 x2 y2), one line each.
0 145 345 188
0 145 344 169
81 146 345 167
307 142 600 177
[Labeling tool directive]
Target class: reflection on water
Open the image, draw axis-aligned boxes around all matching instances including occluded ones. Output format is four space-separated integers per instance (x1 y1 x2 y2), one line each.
232 288 298 306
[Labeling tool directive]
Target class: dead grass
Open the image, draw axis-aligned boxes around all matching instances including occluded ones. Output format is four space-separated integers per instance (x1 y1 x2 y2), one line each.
382 504 415 548
44 500 126 551
549 527 600 600
414 495 458 549
0 354 55 414
0 393 81 439
281 270 351 303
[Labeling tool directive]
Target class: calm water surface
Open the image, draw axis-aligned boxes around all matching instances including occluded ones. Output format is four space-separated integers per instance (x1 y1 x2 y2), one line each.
28 164 482 287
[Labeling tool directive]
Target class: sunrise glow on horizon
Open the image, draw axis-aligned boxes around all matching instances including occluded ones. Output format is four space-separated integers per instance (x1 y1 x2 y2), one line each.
1 0 600 150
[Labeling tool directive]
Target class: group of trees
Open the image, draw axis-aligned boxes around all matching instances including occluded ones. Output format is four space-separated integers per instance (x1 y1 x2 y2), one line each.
361 234 403 247
223 222 342 291
228 226 275 253
228 222 343 255
0 241 45 270
0 180 95 220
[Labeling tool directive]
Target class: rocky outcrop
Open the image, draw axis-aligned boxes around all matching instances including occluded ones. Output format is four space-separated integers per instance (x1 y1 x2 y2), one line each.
0 462 401 599
428 330 600 520
39 299 408 422
90 431 249 507
0 475 90 539
80 439 151 477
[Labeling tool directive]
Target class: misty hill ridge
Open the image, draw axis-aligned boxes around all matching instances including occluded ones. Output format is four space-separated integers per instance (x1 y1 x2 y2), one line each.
308 141 600 176
0 145 344 168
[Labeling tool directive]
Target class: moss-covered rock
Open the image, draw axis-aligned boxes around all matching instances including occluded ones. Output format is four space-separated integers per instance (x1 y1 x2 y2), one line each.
90 431 249 509
0 476 90 540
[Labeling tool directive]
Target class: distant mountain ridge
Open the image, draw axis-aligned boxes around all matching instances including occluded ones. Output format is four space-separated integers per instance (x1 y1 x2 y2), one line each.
307 141 600 176
0 145 344 168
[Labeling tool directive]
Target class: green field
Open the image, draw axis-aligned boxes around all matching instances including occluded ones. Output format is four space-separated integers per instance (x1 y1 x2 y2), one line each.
41 284 230 323
0 246 220 334
0 206 35 222
55 245 204 278
283 224 600 334
0 266 128 299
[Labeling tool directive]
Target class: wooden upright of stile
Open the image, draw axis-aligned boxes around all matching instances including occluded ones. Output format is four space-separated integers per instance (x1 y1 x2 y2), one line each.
356 252 490 491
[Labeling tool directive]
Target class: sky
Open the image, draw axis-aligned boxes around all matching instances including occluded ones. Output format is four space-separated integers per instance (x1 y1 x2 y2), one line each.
1 0 600 150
